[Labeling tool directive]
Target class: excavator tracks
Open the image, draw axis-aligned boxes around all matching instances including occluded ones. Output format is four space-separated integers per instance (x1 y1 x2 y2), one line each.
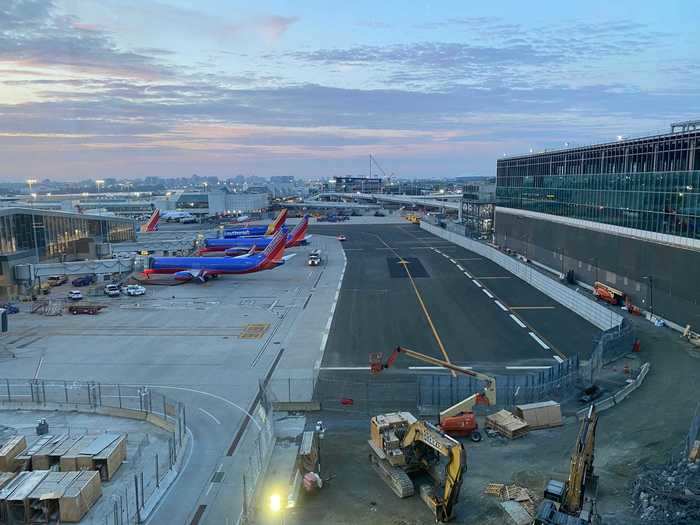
369 452 415 498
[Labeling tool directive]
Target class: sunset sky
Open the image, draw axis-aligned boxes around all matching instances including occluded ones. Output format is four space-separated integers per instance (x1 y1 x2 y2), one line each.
1 0 699 180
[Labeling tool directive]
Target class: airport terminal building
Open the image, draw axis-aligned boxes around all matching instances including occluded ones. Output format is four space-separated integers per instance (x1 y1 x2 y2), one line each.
495 124 700 326
0 208 136 298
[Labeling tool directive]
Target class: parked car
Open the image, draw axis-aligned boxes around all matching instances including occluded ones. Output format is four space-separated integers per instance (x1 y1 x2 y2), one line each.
104 284 121 297
71 275 95 287
126 285 146 296
68 290 83 301
0 303 19 314
47 275 67 286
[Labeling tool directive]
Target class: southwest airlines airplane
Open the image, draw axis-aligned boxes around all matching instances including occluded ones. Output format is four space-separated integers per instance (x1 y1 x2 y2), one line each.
223 209 288 238
144 231 290 282
200 216 310 256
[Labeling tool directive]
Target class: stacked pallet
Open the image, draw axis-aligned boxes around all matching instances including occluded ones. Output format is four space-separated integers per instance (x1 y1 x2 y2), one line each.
485 410 529 439
0 470 101 523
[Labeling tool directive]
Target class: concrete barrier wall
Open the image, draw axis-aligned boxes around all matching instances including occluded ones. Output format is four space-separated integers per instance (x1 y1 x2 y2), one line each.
421 222 623 330
576 362 650 419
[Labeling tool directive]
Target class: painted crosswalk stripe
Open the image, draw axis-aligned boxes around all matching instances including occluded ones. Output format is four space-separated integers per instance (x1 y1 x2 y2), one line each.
509 314 526 328
494 300 508 312
482 289 494 299
529 332 550 350
471 279 482 288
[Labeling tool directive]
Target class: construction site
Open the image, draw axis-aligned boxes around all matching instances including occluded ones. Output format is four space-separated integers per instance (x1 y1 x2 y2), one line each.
0 209 698 525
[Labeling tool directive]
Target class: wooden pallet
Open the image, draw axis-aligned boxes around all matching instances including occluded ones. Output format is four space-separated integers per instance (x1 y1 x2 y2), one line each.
485 410 529 439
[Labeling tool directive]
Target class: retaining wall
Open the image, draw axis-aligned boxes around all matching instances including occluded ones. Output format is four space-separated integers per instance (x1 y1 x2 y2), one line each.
421 221 623 330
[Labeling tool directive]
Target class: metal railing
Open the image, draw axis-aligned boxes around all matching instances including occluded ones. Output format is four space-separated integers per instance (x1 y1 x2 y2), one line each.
0 378 186 524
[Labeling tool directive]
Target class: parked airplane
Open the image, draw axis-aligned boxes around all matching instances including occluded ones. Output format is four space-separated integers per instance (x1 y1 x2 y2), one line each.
143 231 290 282
223 209 287 238
140 209 160 232
200 216 310 255
160 211 196 222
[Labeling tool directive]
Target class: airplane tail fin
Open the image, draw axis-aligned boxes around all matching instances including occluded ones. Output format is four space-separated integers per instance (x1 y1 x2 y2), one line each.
288 215 309 245
265 209 288 235
261 230 286 265
141 209 160 232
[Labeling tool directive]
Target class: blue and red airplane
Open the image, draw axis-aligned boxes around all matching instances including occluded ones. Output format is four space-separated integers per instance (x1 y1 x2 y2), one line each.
199 216 311 256
223 209 288 238
143 230 290 282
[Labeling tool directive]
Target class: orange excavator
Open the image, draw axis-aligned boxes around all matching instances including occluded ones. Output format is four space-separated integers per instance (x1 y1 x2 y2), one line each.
371 346 496 441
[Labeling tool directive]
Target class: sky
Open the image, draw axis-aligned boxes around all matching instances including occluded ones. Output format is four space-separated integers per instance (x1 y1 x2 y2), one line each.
0 0 699 181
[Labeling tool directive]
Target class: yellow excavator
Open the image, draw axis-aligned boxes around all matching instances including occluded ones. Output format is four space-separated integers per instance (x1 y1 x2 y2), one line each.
368 411 465 522
371 346 496 440
533 405 601 525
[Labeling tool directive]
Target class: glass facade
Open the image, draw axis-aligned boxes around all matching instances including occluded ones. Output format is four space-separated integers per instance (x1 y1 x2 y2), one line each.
497 130 700 239
0 210 135 259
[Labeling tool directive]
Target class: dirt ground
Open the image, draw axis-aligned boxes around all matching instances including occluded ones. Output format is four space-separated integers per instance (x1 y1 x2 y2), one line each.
287 313 700 525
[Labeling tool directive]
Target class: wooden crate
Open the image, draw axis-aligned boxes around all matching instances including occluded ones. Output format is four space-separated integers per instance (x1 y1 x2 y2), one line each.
59 470 102 522
92 435 126 481
485 410 529 439
28 471 81 524
0 436 26 472
59 436 95 472
31 434 71 470
514 401 562 430
1 470 49 524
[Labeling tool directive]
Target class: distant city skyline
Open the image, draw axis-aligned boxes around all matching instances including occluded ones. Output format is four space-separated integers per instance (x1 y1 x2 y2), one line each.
1 0 699 180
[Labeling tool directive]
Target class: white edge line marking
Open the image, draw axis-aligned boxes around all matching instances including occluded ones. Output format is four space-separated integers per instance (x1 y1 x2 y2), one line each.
320 366 370 370
506 366 552 370
198 407 221 425
34 356 44 379
409 366 472 370
325 317 333 331
553 355 564 363
320 332 329 352
471 279 482 288
529 332 550 350
482 289 494 299
494 300 508 311
509 314 526 328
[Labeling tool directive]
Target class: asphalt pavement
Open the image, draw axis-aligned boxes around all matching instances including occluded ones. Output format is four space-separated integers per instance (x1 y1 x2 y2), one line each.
311 223 599 372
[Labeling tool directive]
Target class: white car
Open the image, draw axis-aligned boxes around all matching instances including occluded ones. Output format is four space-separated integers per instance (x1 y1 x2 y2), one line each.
126 285 146 296
104 284 121 297
336 235 347 241
68 290 83 301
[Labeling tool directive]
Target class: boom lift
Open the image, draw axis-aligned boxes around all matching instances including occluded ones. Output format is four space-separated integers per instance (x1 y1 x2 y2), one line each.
533 405 601 525
368 412 465 522
371 346 496 440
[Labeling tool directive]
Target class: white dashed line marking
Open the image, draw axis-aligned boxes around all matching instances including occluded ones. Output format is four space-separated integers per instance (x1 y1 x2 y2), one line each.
509 314 526 328
471 279 482 288
529 332 550 350
506 366 552 370
449 258 456 263
482 289 494 299
494 300 508 311
456 265 464 270
464 271 472 278
409 365 473 370
320 366 370 371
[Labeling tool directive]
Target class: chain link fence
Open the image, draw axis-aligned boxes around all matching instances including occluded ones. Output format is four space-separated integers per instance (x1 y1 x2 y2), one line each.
0 378 186 525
